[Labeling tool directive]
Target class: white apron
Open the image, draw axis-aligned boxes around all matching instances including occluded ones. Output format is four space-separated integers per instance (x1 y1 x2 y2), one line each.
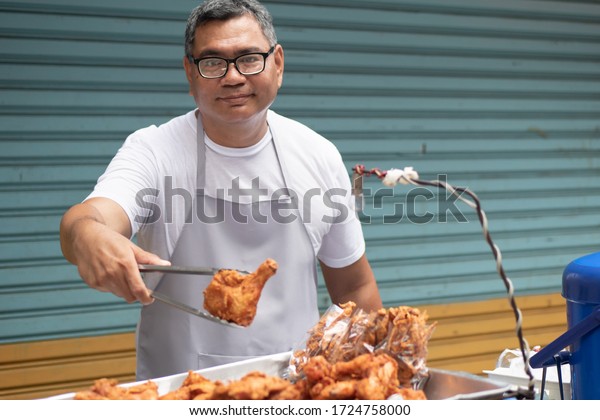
136 116 319 380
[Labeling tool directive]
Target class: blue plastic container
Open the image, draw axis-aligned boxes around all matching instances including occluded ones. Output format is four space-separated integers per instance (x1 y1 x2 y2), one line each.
562 252 600 400
529 252 600 399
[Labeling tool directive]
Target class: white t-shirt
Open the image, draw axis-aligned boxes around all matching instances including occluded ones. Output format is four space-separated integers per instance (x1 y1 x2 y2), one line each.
86 109 365 269
203 129 285 204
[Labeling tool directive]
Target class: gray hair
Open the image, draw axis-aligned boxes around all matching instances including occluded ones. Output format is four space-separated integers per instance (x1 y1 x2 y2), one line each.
184 0 278 58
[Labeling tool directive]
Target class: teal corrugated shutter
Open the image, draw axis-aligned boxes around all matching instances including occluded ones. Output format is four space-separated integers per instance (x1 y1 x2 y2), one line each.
1 0 598 343
267 0 600 308
0 0 192 343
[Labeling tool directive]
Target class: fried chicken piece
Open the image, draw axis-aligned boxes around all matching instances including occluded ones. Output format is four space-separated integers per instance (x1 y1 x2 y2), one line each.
332 353 374 380
159 371 218 400
270 379 310 400
75 378 159 400
76 378 118 400
370 308 392 345
291 302 357 375
125 381 160 400
182 370 209 387
190 381 220 400
212 371 300 400
159 386 192 400
339 308 377 361
73 390 109 400
306 302 356 355
330 353 400 400
314 380 357 400
303 353 403 400
354 353 400 400
303 355 333 384
382 306 437 387
203 258 278 326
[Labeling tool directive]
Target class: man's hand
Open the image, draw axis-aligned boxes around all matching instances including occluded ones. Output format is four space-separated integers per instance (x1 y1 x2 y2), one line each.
60 198 170 304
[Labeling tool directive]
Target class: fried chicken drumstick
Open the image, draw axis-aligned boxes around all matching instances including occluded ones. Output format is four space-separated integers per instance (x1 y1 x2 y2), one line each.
203 258 278 326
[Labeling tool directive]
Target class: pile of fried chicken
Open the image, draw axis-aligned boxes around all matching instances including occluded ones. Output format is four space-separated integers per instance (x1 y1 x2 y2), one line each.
203 258 278 327
75 302 434 400
75 352 424 400
291 302 436 389
74 370 302 400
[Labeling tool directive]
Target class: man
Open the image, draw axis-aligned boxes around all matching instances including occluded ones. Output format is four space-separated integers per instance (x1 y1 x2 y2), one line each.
60 0 381 380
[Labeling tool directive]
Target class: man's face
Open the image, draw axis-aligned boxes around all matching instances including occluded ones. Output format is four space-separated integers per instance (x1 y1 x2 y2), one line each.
184 14 284 135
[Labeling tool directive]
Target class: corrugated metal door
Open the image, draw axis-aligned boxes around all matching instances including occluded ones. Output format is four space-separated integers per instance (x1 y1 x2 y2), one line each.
1 0 599 344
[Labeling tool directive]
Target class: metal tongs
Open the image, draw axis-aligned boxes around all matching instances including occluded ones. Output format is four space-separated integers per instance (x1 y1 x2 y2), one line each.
138 264 246 329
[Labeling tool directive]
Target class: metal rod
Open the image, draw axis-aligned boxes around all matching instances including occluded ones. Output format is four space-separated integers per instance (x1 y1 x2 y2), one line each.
540 367 547 400
556 357 565 400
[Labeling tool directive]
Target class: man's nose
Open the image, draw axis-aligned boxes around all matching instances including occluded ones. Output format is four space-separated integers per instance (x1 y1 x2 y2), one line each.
223 62 246 82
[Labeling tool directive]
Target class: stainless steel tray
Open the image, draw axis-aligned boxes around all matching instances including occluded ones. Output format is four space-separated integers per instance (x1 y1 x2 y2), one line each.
46 351 517 400
424 367 516 400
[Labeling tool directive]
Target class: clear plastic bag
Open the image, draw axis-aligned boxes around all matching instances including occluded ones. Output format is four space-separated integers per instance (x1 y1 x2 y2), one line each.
288 302 436 389
376 306 436 388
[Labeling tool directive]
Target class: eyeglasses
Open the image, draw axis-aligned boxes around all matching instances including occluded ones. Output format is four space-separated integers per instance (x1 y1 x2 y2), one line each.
190 46 276 79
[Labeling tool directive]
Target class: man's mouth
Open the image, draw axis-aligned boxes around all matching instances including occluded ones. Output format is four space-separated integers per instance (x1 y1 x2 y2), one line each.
220 94 252 105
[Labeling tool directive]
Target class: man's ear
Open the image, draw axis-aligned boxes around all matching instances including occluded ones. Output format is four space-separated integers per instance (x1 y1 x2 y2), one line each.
274 44 284 88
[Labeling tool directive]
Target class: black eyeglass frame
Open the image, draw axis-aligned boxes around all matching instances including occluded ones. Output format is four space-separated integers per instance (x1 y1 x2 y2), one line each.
189 45 276 79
